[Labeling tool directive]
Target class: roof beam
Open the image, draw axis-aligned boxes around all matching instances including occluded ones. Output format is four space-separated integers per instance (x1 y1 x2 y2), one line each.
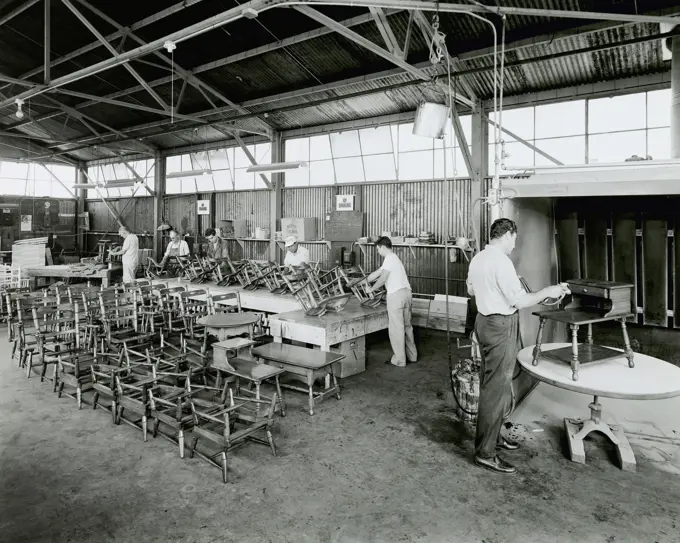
61 0 170 110
0 0 269 111
44 0 50 84
72 0 275 136
0 0 40 28
402 10 414 61
368 7 402 57
0 0 208 93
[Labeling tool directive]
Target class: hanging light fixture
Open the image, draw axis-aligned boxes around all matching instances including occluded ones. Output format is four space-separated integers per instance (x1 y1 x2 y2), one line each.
246 161 307 173
166 168 213 179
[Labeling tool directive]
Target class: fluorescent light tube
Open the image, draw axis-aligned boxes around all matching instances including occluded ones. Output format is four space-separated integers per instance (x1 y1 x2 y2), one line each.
246 161 308 173
166 169 212 179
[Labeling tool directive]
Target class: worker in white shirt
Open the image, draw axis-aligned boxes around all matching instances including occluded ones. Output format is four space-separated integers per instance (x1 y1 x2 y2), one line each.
466 218 569 475
366 236 417 367
160 229 190 268
109 226 140 283
283 236 310 269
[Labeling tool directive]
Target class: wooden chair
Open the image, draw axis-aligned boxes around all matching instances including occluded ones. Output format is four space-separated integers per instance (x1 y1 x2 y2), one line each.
338 266 386 308
189 389 278 483
208 292 242 315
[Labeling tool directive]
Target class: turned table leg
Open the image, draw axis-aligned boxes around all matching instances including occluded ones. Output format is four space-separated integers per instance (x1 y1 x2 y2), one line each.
620 318 635 368
532 317 547 366
570 323 580 381
586 323 593 344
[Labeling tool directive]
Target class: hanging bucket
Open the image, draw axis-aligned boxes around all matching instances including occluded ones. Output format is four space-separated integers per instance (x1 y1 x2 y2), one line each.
413 102 449 139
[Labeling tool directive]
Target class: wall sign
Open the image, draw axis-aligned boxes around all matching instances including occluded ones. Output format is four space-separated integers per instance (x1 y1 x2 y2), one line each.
336 194 355 211
197 200 210 215
20 215 32 232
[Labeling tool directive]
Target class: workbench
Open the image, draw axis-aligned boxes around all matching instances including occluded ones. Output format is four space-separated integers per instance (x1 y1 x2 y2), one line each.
25 264 122 289
268 300 388 378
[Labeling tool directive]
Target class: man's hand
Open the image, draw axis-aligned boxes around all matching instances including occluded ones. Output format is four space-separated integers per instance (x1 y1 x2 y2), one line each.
544 284 569 299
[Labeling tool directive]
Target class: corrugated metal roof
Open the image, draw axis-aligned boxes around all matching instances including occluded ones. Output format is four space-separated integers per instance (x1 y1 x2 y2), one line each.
0 0 677 161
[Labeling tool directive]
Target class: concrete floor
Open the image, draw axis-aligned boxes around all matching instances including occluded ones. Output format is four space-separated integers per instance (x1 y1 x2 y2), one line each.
1 328 679 543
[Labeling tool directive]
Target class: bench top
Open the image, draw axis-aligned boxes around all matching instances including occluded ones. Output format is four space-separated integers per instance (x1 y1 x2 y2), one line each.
226 358 285 380
251 342 345 369
197 313 258 328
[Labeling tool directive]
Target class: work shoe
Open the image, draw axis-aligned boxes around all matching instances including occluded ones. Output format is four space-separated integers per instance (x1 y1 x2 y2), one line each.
496 436 520 451
474 455 517 475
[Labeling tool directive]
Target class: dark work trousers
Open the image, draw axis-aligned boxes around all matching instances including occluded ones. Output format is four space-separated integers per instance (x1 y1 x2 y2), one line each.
474 312 521 459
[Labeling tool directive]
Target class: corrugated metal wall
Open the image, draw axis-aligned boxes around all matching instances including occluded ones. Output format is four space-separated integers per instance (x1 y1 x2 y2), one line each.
282 185 359 239
215 190 270 233
165 194 198 236
85 197 155 253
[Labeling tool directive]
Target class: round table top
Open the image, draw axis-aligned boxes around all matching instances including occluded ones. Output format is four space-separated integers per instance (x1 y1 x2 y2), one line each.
197 313 258 328
518 343 680 400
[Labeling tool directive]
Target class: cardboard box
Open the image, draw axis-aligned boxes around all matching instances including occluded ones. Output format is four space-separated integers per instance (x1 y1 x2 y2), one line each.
331 336 366 378
281 218 317 241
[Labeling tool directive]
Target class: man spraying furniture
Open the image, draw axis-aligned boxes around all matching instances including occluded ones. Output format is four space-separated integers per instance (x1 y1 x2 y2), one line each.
109 226 139 283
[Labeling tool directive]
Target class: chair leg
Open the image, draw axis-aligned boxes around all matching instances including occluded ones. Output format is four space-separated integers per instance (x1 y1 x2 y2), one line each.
153 418 160 438
111 401 117 424
116 406 123 425
142 415 148 442
92 392 99 410
11 340 17 360
57 382 64 398
25 351 33 378
275 376 286 417
178 429 185 458
189 437 198 459
221 450 228 483
266 429 276 456
76 387 82 409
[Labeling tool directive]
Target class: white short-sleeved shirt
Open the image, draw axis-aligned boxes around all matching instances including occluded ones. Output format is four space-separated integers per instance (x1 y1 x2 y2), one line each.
466 244 525 316
380 252 411 295
121 234 139 258
284 246 310 267
164 239 190 257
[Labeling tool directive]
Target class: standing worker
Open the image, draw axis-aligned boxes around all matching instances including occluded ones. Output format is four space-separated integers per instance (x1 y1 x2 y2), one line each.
466 218 569 475
367 236 417 367
109 226 140 283
283 236 310 269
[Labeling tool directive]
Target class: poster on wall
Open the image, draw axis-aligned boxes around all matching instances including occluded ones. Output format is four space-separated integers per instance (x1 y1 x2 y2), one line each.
336 194 355 211
197 200 210 215
20 215 32 232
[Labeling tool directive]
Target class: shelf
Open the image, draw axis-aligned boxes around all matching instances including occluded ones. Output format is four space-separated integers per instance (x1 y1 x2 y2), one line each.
275 240 332 250
356 241 448 258
223 237 271 249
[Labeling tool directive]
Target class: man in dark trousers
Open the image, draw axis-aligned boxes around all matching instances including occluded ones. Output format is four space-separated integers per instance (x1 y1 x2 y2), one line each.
466 218 569 474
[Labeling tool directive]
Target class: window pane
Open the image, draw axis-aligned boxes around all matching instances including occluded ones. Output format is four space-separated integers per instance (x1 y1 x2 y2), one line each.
181 178 196 193
647 89 671 128
399 150 433 180
284 167 309 187
309 135 332 160
397 123 433 152
589 94 646 133
647 127 671 160
166 178 181 194
234 169 254 190
285 138 309 162
195 175 215 192
254 175 269 190
534 136 586 166
359 126 393 155
51 182 72 199
234 145 255 168
209 148 233 171
0 161 28 179
489 141 535 172
588 130 646 163
214 169 233 190
166 156 182 174
334 157 365 183
488 107 534 143
364 154 396 182
309 160 335 185
330 131 361 158
535 101 585 138
444 114 473 148
434 147 469 178
255 143 271 164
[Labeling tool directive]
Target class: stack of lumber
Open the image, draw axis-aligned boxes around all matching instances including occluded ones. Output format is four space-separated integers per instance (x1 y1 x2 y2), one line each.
411 295 469 334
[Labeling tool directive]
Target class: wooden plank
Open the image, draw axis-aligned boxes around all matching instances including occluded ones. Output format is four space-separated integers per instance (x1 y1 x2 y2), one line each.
641 209 668 327
582 208 609 281
611 210 637 323
555 208 580 282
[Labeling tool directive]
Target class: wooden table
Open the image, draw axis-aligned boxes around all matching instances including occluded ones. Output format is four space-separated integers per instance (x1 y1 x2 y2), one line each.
25 264 121 289
518 343 680 472
252 343 345 415
197 313 259 341
268 299 388 378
